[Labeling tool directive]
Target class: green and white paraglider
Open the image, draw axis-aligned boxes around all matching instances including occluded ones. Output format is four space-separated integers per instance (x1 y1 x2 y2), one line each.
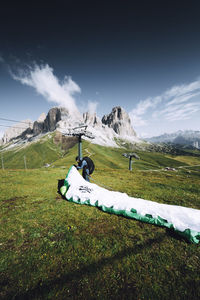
61 166 200 244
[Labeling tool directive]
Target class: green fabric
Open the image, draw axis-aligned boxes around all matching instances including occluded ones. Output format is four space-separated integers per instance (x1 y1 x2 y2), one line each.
60 167 200 244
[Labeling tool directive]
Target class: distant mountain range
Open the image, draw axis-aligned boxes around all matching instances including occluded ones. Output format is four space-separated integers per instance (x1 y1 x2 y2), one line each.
0 106 140 148
145 130 200 148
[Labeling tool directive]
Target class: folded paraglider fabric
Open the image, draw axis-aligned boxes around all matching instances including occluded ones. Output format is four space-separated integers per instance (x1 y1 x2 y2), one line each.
61 166 200 244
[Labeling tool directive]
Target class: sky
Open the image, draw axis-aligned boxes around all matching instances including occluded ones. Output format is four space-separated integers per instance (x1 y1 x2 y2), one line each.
0 0 200 139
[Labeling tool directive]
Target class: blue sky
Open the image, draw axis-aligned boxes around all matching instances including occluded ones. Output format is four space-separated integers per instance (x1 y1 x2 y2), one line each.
0 1 200 138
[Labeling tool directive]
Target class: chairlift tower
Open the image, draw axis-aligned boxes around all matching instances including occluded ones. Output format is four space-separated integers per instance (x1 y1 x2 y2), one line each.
122 153 140 171
63 125 94 160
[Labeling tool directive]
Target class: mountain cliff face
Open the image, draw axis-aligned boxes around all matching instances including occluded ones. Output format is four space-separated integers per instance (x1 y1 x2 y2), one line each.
1 106 138 147
33 107 62 135
1 120 33 144
102 106 136 137
83 111 102 126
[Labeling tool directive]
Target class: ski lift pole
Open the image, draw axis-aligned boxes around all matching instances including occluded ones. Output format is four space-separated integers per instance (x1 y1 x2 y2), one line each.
129 156 132 171
123 152 140 171
62 124 94 161
78 134 82 160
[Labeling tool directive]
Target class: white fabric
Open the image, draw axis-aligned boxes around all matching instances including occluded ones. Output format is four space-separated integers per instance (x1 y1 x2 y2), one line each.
66 166 200 233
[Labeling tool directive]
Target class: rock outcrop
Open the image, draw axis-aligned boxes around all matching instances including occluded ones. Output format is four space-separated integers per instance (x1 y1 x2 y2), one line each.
102 106 136 137
43 107 61 132
33 121 44 135
53 131 77 150
1 106 138 147
1 120 33 144
83 112 102 127
33 108 62 135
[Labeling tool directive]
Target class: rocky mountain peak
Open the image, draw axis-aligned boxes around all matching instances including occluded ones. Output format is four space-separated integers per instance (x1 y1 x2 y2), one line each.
44 107 62 132
83 111 101 127
102 106 136 137
33 107 62 135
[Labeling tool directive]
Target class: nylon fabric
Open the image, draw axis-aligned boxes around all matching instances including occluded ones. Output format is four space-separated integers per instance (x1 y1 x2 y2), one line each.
61 166 200 244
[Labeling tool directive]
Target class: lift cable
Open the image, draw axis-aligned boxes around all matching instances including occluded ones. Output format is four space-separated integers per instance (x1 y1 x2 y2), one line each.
0 117 32 124
0 124 29 130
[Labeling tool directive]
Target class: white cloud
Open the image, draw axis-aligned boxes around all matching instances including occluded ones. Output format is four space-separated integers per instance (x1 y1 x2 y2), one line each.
130 97 161 116
129 96 162 128
164 80 200 98
166 92 200 106
129 78 200 128
11 64 81 116
163 102 200 121
128 113 148 127
87 101 98 114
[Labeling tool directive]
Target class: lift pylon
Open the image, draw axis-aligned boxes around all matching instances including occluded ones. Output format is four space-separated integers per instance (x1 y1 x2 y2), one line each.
122 153 140 171
63 125 94 160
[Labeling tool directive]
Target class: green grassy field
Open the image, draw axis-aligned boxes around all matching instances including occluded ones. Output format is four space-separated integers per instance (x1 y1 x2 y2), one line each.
0 138 200 299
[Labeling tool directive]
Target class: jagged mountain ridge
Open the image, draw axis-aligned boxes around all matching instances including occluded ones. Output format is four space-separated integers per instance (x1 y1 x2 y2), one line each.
1 119 33 144
1 106 139 147
146 130 200 148
102 106 136 137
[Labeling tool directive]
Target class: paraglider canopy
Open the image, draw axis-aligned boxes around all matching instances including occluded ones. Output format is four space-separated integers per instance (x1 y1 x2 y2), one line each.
61 166 200 244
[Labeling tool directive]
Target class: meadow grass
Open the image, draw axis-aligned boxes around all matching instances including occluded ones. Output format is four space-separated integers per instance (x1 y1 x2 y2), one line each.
0 146 200 299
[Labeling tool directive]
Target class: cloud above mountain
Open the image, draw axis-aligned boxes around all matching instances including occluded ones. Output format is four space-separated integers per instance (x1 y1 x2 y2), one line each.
10 63 81 116
87 101 98 114
129 79 200 128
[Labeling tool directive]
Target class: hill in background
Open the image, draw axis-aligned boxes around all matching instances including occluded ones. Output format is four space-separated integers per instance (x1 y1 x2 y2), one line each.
146 130 200 149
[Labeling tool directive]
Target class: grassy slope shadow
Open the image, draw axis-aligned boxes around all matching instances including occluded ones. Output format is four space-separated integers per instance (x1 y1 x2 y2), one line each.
14 233 165 300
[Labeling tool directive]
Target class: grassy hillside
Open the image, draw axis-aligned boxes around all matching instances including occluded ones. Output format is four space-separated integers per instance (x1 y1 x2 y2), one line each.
0 136 200 299
1 132 198 171
0 134 64 169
